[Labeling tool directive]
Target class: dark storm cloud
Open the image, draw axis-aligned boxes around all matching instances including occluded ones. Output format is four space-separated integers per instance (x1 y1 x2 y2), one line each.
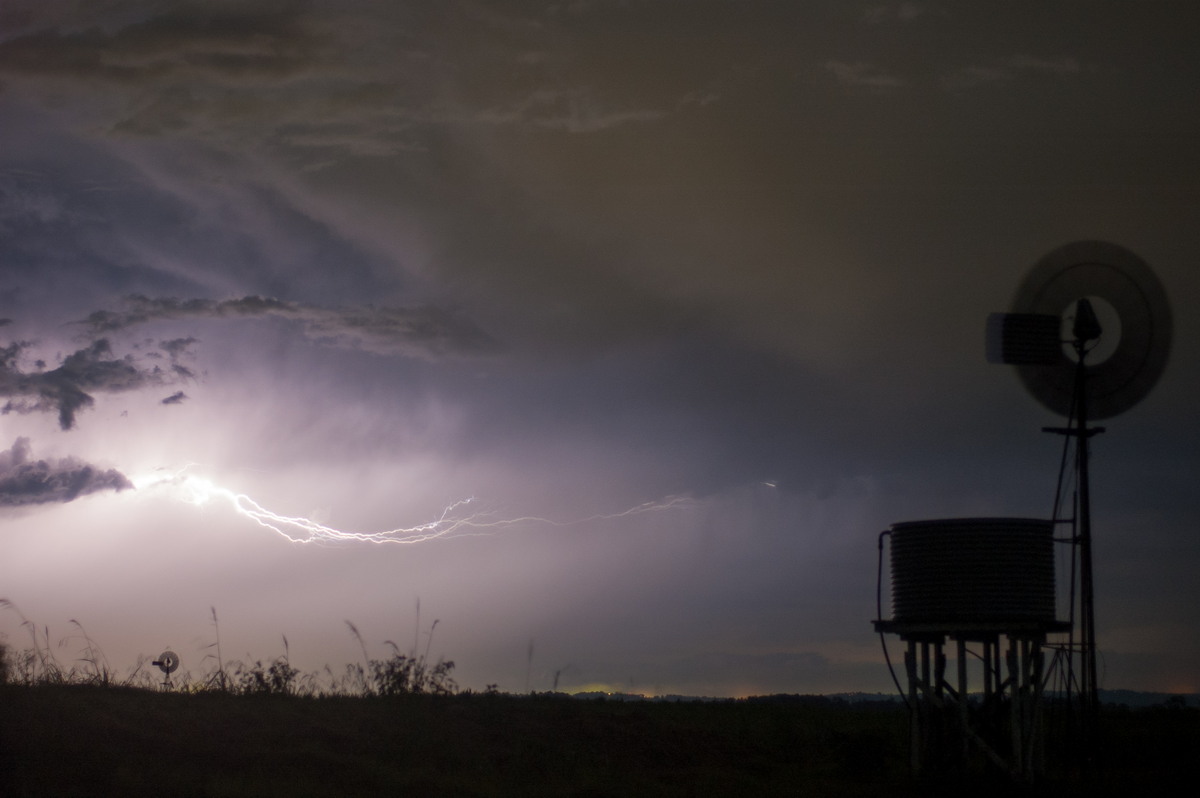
159 336 199 358
0 1 315 86
0 437 132 507
0 0 676 152
941 54 1084 90
824 60 906 88
0 0 1197 698
80 295 499 359
0 338 168 429
156 337 199 380
82 295 288 331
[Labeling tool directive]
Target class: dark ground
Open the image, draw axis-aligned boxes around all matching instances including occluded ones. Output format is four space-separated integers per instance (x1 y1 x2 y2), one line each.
1 685 1195 797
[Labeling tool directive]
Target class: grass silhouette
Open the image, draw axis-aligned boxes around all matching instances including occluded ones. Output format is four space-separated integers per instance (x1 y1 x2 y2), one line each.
1 602 1195 796
1 600 457 697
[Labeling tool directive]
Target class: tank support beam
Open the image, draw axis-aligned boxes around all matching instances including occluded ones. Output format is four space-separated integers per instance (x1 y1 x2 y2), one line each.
898 632 1045 782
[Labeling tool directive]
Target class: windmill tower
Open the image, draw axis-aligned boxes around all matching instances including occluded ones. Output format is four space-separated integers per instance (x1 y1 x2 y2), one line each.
874 241 1172 780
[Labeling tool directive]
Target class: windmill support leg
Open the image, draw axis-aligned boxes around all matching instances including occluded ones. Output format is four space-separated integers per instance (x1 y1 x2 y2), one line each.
957 638 969 764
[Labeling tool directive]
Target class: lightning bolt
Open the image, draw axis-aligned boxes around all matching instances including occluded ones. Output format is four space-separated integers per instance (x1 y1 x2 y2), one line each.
132 467 693 545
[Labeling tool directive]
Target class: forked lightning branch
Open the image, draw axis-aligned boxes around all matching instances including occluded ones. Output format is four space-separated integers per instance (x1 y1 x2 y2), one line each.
132 468 693 545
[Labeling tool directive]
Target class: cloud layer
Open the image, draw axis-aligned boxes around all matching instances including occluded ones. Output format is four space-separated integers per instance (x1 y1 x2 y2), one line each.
0 339 171 429
1 1 1198 697
0 438 131 507
79 294 500 359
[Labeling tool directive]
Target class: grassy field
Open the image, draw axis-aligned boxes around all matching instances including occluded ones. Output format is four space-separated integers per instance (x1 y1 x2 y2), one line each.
2 684 1196 797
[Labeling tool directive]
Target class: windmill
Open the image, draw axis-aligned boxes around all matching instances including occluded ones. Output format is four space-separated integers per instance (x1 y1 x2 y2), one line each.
874 240 1172 780
987 240 1172 759
152 649 180 690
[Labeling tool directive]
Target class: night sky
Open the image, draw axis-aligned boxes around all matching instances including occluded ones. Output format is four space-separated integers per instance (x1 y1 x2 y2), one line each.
2 1 1198 697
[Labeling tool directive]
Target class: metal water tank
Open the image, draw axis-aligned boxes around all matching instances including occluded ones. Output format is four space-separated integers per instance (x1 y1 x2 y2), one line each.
889 518 1056 627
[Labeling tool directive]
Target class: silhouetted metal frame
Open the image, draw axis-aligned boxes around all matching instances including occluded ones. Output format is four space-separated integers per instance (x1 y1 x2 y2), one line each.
1004 241 1170 774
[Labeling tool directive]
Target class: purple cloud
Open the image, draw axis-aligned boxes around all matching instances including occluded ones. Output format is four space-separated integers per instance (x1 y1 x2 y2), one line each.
0 437 131 507
0 339 166 429
79 294 500 359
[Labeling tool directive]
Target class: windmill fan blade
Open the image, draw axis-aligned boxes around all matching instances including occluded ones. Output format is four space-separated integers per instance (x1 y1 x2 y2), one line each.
154 650 180 674
1011 241 1172 420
